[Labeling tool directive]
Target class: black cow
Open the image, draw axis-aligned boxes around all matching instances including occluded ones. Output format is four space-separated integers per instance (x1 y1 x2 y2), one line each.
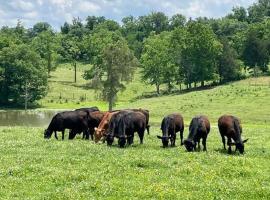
44 110 90 140
68 111 105 140
157 113 184 148
184 115 210 152
107 111 146 148
106 110 131 146
218 115 248 154
113 108 150 134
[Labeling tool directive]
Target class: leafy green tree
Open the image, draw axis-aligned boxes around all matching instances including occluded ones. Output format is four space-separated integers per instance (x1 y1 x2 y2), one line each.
85 16 106 31
0 44 47 107
59 35 82 82
182 22 222 87
84 30 138 110
169 27 187 90
227 7 248 22
217 38 242 82
29 22 52 37
242 21 270 73
141 32 176 94
248 0 270 23
32 30 60 75
169 14 186 30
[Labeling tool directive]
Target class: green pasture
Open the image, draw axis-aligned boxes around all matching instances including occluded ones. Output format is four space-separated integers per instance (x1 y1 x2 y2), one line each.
1 66 270 199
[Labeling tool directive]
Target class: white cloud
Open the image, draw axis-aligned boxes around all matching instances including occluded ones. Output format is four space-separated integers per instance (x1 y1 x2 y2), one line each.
78 1 101 13
9 0 35 11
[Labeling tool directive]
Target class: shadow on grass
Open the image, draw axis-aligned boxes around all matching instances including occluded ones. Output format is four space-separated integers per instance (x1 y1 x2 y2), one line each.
133 84 218 101
214 148 244 156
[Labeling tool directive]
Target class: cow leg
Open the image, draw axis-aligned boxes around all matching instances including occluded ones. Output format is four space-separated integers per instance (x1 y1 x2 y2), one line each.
180 131 184 146
146 125 150 135
197 139 201 151
227 138 232 154
69 130 76 140
138 130 144 144
62 130 65 140
202 137 207 151
170 135 176 147
54 131 58 140
84 129 90 140
221 135 226 150
89 129 94 141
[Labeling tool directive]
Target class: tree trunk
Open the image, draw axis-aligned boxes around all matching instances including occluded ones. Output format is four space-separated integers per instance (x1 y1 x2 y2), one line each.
108 93 115 111
156 84 160 95
48 52 52 76
24 82 28 111
179 83 182 91
194 82 197 88
74 62 77 83
201 81 205 87
188 83 191 89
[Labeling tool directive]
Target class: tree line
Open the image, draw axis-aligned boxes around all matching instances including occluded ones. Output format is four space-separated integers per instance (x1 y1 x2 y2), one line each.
0 0 270 109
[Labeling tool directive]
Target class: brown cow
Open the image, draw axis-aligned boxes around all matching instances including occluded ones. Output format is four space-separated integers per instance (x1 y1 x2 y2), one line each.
157 113 184 148
218 115 248 154
184 115 210 152
94 111 119 143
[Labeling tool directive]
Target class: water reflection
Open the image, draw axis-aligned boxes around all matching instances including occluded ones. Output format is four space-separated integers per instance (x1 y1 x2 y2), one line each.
0 110 67 127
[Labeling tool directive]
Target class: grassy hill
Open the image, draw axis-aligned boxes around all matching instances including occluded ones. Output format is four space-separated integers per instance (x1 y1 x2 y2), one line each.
1 66 270 199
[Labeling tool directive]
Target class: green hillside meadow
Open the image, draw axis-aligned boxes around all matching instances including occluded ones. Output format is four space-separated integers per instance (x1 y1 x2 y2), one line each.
0 66 270 199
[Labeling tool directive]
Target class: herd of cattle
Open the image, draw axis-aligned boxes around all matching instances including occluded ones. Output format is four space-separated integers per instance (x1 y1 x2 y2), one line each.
44 106 248 154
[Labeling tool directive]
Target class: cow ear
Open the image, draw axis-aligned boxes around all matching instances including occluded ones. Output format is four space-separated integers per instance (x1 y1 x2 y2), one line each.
157 136 163 139
243 139 249 143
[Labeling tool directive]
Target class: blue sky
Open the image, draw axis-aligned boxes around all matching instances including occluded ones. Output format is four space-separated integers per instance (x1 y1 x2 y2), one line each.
0 0 257 29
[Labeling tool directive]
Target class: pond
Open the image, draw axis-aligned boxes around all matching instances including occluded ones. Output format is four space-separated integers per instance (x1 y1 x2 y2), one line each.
0 110 66 127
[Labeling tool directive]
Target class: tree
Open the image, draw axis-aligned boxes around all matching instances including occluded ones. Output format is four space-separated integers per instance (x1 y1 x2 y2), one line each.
84 30 138 111
169 14 186 30
182 22 222 87
0 44 47 107
59 35 82 82
242 21 270 73
141 32 176 94
170 27 187 90
217 38 242 82
85 16 106 31
29 22 52 37
248 0 270 23
32 30 60 75
227 7 248 22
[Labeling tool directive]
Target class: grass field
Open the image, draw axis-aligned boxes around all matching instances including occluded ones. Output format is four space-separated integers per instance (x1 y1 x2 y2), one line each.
1 66 270 199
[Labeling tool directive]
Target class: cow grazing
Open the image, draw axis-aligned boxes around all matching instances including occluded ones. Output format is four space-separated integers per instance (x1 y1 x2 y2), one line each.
218 115 248 154
44 110 90 140
106 111 146 148
69 111 105 140
157 113 184 148
94 111 119 143
118 109 150 134
106 110 131 146
184 115 210 152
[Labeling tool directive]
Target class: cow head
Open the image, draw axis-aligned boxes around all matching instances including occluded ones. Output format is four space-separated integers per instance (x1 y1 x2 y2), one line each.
44 129 52 139
231 139 248 154
106 133 114 146
157 135 171 148
94 127 107 143
184 139 195 152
